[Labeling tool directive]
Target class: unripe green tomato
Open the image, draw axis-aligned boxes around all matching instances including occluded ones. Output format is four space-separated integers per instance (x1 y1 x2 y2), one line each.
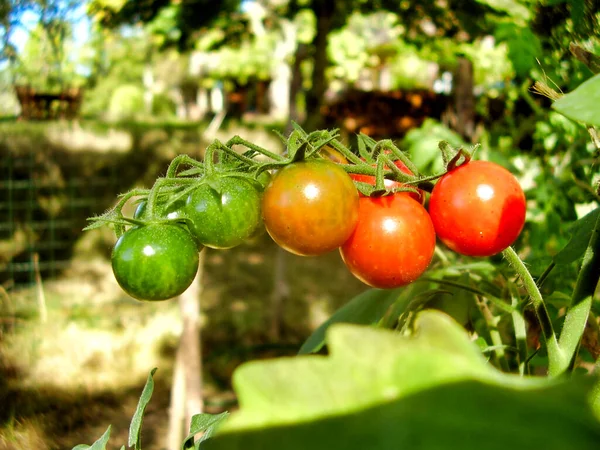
111 224 200 301
185 177 263 249
133 198 186 220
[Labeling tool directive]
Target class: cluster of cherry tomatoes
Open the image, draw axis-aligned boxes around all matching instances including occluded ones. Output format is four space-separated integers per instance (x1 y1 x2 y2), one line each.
262 151 526 290
100 136 526 302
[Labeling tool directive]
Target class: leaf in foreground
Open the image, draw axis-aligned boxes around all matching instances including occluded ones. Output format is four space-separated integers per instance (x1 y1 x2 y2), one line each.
204 311 600 450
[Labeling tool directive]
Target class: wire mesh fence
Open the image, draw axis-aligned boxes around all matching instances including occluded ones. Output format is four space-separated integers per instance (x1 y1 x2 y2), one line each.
0 150 122 289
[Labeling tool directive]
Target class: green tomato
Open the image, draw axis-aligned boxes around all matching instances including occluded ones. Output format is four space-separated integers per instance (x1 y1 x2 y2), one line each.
185 177 262 249
111 224 200 301
134 198 186 220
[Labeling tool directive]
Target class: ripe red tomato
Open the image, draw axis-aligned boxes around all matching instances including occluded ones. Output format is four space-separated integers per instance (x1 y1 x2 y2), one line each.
262 160 359 256
340 193 436 288
350 158 424 203
428 160 526 257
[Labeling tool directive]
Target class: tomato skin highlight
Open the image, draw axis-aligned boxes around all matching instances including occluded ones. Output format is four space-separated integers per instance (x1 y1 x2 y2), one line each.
185 177 262 249
428 160 526 257
340 193 436 289
262 159 359 256
134 199 186 220
349 158 424 203
111 224 200 301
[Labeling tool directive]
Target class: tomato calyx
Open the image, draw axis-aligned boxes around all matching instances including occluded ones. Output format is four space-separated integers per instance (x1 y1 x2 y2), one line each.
439 140 478 172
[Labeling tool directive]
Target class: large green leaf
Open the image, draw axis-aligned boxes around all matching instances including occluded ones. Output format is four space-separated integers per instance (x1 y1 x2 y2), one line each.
204 311 600 449
298 287 406 355
206 380 599 450
554 207 600 265
553 74 600 127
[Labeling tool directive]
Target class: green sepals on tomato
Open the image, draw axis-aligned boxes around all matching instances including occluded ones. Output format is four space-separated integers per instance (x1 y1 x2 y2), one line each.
185 176 263 249
319 145 348 164
111 224 200 301
134 198 186 221
349 158 424 203
340 193 436 289
428 160 526 257
262 159 359 256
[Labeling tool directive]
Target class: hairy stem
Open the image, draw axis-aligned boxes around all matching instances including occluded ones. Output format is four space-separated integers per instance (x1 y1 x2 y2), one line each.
502 247 564 374
226 136 285 162
508 283 529 376
420 277 516 314
373 139 420 176
475 296 510 372
166 155 204 178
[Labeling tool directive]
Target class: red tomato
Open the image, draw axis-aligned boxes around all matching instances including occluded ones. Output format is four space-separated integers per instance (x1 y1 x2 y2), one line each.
350 158 424 203
340 193 436 288
428 160 526 257
262 160 359 256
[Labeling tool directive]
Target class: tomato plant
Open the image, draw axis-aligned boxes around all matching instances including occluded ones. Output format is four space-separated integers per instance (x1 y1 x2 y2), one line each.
133 199 186 220
185 176 263 249
319 145 349 164
349 157 424 203
262 159 359 256
111 224 200 301
340 193 436 288
428 160 526 257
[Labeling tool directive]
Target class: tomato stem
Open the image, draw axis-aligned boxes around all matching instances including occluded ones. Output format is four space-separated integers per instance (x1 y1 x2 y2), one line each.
474 295 510 372
446 148 472 171
373 139 420 176
226 136 286 162
507 282 530 376
375 157 386 191
420 276 516 314
502 246 564 376
329 139 363 164
166 155 204 178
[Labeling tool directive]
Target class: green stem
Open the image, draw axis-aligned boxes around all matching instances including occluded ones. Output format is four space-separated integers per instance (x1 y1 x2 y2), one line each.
203 142 218 175
536 261 556 288
375 157 386 191
420 277 516 314
555 210 600 376
226 136 286 162
330 139 364 165
433 246 451 267
508 283 529 376
475 296 510 372
519 80 545 116
166 155 204 178
502 247 565 375
145 178 194 218
373 139 420 176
